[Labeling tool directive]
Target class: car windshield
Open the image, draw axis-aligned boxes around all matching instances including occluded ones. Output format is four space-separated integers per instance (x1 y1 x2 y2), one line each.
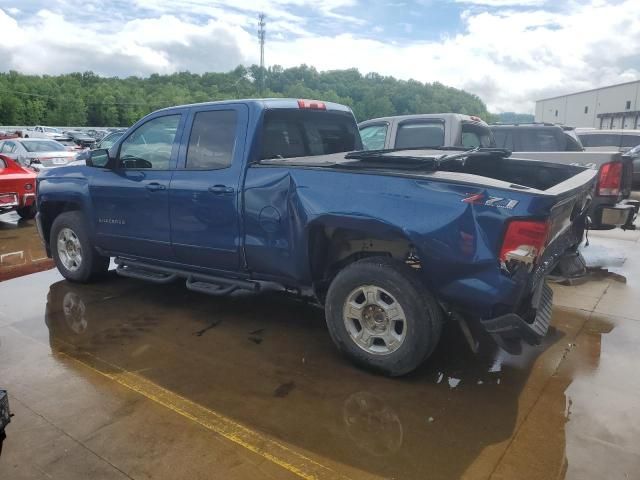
260 109 361 159
44 127 60 133
22 140 67 152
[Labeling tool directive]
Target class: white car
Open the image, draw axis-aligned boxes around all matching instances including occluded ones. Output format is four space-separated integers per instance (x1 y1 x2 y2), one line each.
0 138 79 171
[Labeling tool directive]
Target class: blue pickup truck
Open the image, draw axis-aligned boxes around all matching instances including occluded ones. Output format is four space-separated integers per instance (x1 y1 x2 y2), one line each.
36 98 597 375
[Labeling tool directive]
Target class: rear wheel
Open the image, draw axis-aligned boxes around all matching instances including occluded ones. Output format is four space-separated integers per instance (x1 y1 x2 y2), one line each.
16 205 36 220
325 256 443 376
51 212 109 282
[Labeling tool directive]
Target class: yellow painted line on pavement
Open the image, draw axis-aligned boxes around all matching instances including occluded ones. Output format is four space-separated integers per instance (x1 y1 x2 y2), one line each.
56 348 356 480
7 324 379 480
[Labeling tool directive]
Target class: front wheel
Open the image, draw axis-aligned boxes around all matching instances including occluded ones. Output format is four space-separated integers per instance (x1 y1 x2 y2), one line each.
51 211 109 282
325 257 443 376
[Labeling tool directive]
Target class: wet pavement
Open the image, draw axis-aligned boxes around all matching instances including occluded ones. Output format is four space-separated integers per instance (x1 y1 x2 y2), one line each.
1 211 640 479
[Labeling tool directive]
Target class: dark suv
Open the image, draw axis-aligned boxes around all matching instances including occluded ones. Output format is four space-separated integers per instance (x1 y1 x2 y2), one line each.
490 123 584 152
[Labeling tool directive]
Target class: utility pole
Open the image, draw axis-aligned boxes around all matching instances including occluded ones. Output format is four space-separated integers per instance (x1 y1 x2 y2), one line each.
258 13 266 93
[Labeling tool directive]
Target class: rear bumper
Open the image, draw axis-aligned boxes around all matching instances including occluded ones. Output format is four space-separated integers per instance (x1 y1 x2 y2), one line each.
591 201 638 230
480 282 552 350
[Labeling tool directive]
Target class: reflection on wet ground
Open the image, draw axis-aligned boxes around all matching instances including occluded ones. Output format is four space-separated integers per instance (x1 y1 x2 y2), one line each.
0 211 53 281
1 222 640 479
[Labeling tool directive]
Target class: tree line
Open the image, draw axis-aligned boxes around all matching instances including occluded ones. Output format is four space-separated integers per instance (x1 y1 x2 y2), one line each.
0 65 494 127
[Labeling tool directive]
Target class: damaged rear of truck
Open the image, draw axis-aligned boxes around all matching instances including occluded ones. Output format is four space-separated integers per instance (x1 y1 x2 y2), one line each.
253 148 596 369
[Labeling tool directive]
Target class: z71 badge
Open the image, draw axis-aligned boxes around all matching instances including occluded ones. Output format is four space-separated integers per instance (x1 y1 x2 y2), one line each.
462 193 519 209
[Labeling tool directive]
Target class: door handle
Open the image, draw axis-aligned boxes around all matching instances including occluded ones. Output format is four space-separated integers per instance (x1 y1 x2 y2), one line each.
208 185 235 195
145 182 166 192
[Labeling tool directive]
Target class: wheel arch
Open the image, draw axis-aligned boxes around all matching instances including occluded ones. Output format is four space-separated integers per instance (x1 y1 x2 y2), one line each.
39 199 85 248
307 217 421 301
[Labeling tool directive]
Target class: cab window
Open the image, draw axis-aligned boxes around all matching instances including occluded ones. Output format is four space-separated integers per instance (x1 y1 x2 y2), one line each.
359 124 388 150
395 121 445 149
119 115 180 169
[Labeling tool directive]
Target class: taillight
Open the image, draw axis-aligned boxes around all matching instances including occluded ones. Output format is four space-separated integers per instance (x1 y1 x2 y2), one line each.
24 183 33 190
297 99 326 110
500 220 549 268
597 161 622 196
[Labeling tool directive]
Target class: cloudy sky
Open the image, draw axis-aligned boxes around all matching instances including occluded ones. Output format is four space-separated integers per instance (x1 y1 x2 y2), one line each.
1 0 639 112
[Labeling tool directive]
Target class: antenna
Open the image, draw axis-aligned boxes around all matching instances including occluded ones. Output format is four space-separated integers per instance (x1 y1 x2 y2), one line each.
258 13 266 71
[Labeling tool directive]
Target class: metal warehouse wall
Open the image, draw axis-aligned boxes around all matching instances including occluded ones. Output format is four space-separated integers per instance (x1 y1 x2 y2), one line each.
535 80 640 128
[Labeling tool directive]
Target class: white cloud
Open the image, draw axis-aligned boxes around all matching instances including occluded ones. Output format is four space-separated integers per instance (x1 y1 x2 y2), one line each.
454 0 546 5
0 1 639 112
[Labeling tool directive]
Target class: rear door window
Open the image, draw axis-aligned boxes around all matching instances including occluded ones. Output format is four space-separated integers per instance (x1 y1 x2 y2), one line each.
395 121 445 149
186 110 237 170
461 123 494 148
359 124 388 150
260 110 360 159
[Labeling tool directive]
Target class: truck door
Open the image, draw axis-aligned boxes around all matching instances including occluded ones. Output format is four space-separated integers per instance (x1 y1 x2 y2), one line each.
90 112 184 259
169 104 248 272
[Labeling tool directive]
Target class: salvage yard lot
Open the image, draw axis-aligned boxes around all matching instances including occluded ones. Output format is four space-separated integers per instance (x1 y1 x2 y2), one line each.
1 210 639 480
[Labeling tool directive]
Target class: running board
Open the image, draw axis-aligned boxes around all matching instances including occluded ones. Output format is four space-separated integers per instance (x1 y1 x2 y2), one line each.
116 263 178 283
186 277 237 296
114 257 259 295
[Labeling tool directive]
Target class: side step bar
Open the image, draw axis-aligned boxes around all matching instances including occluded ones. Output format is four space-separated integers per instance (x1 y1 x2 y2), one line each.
115 257 259 296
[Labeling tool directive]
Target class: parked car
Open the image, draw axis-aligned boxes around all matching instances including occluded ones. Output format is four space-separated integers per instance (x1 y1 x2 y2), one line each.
0 138 79 172
36 98 596 375
0 154 37 219
490 123 583 151
359 113 495 151
63 131 97 149
490 123 637 230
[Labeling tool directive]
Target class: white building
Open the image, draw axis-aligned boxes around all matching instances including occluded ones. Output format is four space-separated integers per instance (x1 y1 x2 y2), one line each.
535 80 640 129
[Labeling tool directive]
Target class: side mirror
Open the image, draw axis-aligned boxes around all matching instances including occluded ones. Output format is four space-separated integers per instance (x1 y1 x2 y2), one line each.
87 149 110 168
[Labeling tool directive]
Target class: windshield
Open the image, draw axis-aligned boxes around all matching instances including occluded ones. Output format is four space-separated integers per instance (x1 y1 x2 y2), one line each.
260 109 361 159
22 140 67 152
44 127 60 133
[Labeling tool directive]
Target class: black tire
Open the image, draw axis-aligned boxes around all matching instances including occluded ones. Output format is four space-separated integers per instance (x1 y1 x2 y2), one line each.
51 211 109 283
325 256 443 376
16 205 36 219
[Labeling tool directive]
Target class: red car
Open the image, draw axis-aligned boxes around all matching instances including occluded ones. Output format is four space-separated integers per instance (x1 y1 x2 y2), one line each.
0 154 37 219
